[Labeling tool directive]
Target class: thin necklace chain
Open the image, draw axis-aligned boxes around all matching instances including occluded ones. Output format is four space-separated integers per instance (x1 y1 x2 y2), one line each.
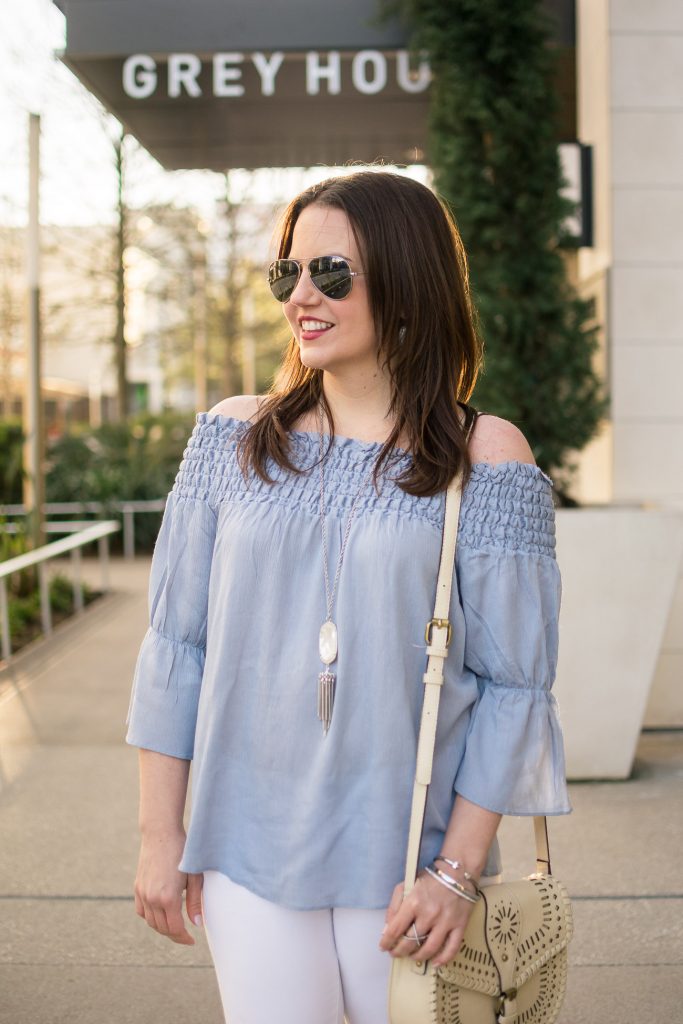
318 403 377 620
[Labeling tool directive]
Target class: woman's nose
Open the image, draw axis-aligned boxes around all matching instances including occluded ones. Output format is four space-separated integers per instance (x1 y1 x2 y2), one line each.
288 266 319 306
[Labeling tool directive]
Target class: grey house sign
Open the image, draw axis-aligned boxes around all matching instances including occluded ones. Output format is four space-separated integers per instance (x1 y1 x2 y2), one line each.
53 0 573 171
53 0 432 169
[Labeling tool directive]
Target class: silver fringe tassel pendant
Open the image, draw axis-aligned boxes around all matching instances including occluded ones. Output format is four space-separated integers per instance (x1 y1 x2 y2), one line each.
316 402 376 738
317 670 336 735
317 619 338 735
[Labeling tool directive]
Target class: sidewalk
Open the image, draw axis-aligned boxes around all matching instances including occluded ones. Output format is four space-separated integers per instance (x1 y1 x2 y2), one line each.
0 556 681 1023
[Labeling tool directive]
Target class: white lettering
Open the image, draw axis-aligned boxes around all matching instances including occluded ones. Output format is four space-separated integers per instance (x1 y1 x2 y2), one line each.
213 52 245 97
168 53 202 97
252 51 285 96
122 54 157 99
396 50 431 93
122 50 433 101
306 51 341 96
351 50 387 95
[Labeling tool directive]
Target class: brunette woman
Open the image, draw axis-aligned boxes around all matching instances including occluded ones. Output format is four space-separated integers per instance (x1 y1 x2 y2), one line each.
126 171 571 1024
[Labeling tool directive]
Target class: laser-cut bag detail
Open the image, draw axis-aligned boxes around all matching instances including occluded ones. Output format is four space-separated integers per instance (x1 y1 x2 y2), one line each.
388 470 573 1024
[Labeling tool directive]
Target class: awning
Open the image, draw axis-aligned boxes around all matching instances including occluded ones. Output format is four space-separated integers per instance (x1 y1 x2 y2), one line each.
53 0 573 171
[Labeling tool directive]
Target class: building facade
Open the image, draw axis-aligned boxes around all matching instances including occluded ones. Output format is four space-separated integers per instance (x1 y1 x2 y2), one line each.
573 0 683 726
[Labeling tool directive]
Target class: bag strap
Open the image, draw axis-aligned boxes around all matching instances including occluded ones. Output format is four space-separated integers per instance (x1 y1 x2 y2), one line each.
401 469 551 897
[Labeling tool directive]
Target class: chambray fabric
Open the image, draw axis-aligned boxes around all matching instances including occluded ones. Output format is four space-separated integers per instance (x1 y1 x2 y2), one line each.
125 412 572 910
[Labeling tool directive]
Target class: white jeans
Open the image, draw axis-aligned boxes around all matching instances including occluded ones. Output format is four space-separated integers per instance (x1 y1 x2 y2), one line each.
201 869 393 1024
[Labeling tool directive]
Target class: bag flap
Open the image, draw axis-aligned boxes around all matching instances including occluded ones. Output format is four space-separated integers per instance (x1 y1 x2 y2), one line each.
436 875 573 994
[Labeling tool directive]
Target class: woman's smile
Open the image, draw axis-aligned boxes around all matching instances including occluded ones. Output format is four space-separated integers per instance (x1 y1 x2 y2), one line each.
298 317 335 340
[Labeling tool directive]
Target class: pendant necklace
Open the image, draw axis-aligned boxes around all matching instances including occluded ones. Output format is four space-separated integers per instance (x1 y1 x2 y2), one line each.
317 403 377 736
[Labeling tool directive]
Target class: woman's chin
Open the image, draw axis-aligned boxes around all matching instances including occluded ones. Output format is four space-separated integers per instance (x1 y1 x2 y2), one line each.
298 346 338 372
297 341 375 374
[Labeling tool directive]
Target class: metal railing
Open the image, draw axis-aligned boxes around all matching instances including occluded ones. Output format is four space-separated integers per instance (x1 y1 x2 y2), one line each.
0 520 120 663
0 499 165 558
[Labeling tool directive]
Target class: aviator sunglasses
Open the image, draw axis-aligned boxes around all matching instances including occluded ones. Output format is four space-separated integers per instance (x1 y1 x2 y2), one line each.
267 256 365 303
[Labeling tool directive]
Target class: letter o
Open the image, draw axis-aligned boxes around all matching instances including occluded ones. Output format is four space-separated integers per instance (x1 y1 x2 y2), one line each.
351 50 387 95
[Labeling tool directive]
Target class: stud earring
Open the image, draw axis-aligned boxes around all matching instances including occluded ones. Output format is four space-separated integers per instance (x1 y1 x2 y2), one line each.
398 324 407 345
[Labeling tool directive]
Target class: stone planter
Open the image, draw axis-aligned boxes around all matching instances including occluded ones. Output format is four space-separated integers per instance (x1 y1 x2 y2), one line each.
553 506 683 779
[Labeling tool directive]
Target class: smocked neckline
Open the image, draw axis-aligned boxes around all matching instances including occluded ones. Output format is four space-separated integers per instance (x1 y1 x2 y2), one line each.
195 411 554 486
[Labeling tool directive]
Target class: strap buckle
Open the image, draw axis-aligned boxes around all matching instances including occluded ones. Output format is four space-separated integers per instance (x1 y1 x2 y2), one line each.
424 618 452 648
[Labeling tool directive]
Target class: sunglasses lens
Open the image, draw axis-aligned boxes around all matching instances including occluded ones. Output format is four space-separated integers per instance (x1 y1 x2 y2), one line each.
268 257 355 301
268 260 300 302
310 256 353 299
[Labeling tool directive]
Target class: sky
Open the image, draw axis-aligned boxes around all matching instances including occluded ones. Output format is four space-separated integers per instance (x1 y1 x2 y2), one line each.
0 0 249 226
2 0 127 226
0 0 429 229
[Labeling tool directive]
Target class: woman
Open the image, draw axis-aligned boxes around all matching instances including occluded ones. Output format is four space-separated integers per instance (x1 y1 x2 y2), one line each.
126 170 571 1024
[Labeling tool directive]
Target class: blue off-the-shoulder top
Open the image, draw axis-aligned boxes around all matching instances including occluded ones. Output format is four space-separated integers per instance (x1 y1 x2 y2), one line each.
125 412 572 910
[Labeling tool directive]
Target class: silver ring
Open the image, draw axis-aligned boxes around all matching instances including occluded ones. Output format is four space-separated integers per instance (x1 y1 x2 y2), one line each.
402 923 429 944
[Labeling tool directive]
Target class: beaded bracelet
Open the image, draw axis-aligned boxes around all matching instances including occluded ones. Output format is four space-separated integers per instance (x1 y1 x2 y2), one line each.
424 864 480 904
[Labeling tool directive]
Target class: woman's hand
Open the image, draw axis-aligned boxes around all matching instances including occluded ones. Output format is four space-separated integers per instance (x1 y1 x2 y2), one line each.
378 869 478 968
134 828 204 945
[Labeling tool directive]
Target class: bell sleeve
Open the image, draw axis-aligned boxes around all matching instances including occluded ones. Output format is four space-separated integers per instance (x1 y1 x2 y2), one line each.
125 433 218 761
452 461 572 816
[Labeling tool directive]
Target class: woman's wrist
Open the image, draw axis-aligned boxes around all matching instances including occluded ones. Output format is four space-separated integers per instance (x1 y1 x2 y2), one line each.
139 821 186 840
434 855 479 887
435 851 483 884
441 795 502 883
424 863 481 904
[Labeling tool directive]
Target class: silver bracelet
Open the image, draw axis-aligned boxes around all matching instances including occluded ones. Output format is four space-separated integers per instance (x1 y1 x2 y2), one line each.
434 855 475 882
433 865 470 890
432 864 481 897
424 865 480 904
432 865 480 901
425 865 480 904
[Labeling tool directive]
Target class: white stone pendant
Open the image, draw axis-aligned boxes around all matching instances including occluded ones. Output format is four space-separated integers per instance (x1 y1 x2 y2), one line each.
319 619 338 665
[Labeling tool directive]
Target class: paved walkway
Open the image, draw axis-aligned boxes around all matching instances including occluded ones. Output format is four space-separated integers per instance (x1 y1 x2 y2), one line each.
0 556 681 1023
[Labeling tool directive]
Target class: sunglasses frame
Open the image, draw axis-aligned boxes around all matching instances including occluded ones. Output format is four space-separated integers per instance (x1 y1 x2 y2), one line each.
267 255 365 302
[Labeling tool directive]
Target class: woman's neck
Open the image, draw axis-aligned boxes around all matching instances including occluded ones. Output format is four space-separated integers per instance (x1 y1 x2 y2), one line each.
316 372 395 439
286 368 418 450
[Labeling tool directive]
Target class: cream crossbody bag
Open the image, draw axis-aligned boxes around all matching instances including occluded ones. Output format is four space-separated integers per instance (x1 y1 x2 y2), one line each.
388 469 573 1024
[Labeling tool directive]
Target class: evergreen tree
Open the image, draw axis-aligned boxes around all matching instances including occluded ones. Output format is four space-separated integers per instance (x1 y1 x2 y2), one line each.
393 0 608 502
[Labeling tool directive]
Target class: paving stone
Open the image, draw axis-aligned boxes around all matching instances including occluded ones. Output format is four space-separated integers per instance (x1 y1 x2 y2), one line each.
0 965 224 1024
1 556 681 1023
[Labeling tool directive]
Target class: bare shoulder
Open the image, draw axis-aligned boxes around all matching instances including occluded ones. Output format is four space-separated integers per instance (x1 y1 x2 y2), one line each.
207 395 263 423
468 413 537 467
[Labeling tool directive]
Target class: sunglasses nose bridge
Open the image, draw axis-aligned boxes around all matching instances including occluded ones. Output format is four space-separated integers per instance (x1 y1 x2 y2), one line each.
288 260 320 304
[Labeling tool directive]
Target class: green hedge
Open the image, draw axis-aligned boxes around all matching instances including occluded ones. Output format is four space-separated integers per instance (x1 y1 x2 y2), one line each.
0 522 97 656
1 411 196 553
6 571 98 655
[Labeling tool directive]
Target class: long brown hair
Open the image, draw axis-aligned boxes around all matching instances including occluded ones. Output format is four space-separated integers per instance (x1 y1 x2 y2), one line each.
234 171 484 497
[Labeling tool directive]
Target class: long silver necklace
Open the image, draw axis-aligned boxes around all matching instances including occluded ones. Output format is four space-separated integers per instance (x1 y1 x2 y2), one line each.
317 404 377 736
